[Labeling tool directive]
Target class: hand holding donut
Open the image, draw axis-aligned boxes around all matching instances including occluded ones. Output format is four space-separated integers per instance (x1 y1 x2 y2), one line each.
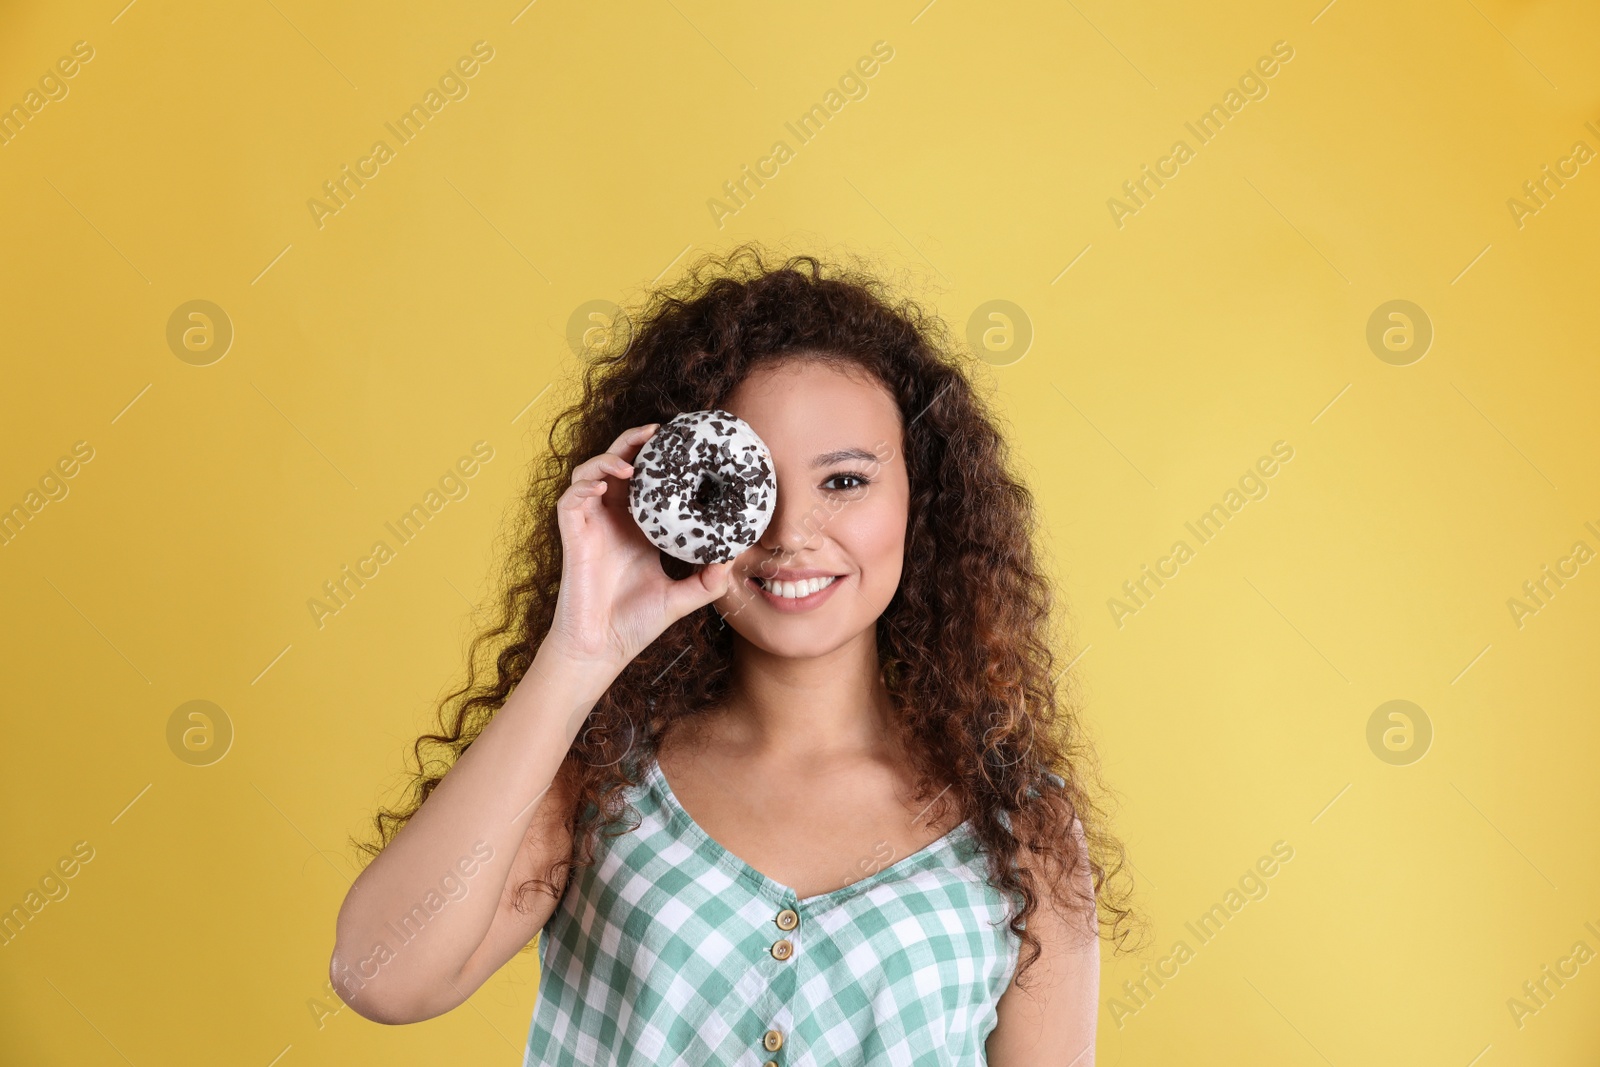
549 423 735 671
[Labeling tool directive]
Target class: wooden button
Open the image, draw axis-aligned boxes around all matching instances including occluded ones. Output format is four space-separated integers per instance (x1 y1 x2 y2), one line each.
764 1062 778 1067
776 908 799 930
771 938 793 960
763 1028 784 1051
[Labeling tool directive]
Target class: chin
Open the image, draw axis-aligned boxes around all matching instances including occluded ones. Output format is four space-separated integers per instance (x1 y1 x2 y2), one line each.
728 622 844 660
720 611 877 660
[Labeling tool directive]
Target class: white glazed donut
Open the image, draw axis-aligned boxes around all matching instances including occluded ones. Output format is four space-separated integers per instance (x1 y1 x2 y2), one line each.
628 409 776 564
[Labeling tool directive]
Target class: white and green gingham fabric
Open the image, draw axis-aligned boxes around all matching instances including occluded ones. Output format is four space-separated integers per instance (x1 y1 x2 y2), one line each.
522 755 1030 1065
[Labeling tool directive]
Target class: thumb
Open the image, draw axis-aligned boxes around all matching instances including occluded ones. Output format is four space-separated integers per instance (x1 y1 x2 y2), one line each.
664 560 732 618
699 560 735 599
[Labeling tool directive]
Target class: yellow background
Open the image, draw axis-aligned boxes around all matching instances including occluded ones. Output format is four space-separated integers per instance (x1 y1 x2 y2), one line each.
2 0 1598 1063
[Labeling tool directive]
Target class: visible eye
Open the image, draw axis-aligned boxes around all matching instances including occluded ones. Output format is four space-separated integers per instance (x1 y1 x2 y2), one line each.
823 471 871 491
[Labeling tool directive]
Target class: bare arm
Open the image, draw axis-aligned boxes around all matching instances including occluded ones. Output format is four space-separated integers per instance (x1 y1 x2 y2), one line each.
328 641 609 1023
448 754 581 996
986 817 1100 1066
329 423 733 1024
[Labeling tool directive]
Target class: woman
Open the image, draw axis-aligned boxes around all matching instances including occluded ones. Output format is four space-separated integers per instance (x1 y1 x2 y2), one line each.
331 246 1133 1064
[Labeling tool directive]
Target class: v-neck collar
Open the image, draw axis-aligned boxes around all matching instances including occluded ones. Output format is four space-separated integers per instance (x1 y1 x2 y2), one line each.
642 755 976 910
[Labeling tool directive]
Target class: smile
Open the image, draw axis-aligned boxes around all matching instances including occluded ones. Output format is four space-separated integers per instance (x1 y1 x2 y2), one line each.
747 574 844 612
754 575 838 599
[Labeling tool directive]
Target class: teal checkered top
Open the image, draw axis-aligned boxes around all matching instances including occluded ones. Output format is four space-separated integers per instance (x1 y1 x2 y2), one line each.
522 755 1025 1065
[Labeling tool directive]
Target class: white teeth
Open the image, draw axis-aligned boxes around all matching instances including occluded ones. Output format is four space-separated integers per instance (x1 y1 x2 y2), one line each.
760 576 838 599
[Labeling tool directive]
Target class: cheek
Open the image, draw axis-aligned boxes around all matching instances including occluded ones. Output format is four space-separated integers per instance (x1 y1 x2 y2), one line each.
835 491 907 582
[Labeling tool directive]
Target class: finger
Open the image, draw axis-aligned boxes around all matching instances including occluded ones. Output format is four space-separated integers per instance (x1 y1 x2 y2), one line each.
570 423 661 487
570 451 635 486
558 479 608 510
607 423 661 464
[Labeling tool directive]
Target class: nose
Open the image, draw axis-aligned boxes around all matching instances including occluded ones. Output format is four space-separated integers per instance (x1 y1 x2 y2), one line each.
758 478 821 557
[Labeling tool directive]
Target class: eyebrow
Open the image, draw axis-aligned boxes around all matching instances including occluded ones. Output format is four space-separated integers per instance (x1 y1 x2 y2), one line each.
811 447 882 468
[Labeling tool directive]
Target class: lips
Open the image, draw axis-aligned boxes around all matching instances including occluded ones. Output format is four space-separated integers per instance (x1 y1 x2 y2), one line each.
744 572 846 612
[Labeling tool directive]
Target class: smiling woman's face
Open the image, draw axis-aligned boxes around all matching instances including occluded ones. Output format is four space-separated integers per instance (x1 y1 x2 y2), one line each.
713 357 909 660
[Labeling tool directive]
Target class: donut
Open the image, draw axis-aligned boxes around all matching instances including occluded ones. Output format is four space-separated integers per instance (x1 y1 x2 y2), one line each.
628 409 776 564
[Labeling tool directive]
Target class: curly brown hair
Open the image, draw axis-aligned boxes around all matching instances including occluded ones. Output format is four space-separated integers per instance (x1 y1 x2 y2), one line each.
355 243 1142 988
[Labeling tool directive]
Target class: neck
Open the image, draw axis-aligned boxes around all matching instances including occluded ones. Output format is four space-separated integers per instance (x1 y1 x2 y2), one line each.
716 627 897 767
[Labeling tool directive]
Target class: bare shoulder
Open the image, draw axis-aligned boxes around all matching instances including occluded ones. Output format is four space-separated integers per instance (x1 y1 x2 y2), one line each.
986 817 1100 1066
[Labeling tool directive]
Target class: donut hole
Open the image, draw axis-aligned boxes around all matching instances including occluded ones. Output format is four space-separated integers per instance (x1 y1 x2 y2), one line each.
692 472 740 518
